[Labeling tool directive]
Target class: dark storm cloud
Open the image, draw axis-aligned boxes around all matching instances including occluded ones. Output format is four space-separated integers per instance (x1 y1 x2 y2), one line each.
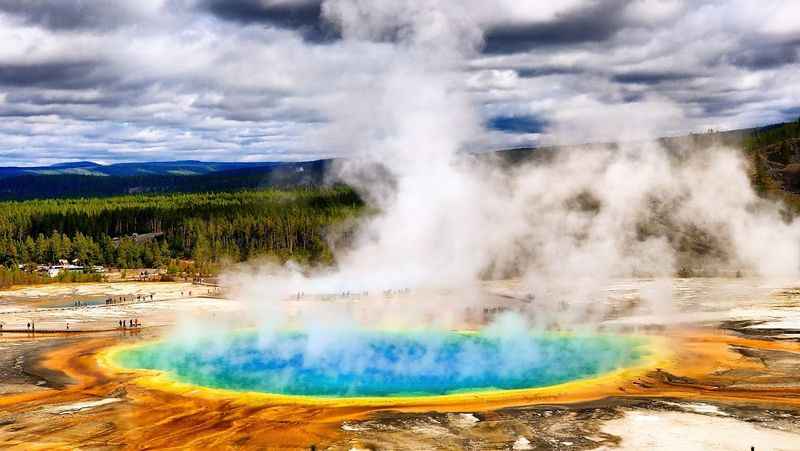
516 66 582 78
620 91 645 103
5 90 123 108
0 61 112 90
612 71 696 85
0 0 132 30
693 95 741 117
0 0 798 166
482 0 631 54
728 40 800 70
199 0 339 42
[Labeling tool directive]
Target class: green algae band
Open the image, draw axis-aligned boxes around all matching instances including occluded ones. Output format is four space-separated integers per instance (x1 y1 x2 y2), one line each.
115 331 647 398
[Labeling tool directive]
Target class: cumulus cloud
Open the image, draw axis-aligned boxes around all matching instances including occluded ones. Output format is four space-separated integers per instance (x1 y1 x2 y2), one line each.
0 0 164 30
0 0 798 165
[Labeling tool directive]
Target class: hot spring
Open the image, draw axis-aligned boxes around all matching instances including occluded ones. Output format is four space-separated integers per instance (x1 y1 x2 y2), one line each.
112 330 649 398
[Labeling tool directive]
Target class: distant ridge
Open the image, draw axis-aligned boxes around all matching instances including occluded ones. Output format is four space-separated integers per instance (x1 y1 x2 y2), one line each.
0 120 795 201
48 161 102 169
0 160 332 200
0 160 284 179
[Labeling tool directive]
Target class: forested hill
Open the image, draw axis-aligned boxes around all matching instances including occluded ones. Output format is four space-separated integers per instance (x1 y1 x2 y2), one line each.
0 160 331 200
1 120 797 201
0 160 280 178
493 125 756 165
0 188 363 280
0 120 797 286
746 119 800 197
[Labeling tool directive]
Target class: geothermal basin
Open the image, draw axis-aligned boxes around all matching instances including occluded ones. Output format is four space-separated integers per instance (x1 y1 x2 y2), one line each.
109 330 649 399
3 279 800 449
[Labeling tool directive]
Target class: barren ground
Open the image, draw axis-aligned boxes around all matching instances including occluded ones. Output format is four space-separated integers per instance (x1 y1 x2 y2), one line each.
1 278 799 450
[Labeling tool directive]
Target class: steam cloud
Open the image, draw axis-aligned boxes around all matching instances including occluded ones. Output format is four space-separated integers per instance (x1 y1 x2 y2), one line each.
219 0 799 330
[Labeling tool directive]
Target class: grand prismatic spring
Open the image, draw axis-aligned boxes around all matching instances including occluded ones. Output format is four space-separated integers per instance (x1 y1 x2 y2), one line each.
110 331 649 398
2 1 800 449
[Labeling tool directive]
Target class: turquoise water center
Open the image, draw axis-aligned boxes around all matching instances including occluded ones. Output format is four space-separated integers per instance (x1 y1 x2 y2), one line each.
114 330 648 398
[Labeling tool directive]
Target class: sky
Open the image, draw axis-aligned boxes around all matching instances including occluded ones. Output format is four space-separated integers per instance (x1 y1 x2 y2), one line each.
0 0 798 166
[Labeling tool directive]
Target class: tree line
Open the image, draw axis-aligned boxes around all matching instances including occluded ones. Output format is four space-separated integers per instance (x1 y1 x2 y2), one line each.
744 118 800 153
0 187 364 277
744 118 800 208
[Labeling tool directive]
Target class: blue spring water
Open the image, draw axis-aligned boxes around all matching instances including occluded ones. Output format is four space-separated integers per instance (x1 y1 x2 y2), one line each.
115 330 647 397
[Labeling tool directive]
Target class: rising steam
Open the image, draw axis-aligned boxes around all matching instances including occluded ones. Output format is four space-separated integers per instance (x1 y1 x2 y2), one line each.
218 0 800 332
